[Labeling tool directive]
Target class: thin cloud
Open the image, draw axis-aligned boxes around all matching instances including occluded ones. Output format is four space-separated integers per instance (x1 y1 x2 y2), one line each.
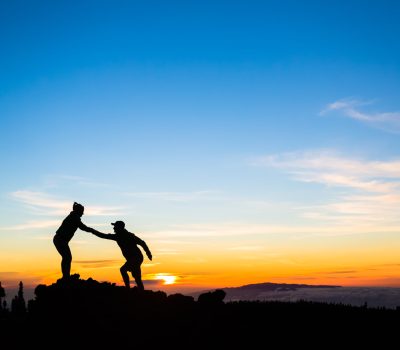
32 235 54 240
155 248 182 255
142 262 161 267
12 190 70 215
300 206 400 232
75 260 120 264
0 220 59 231
146 222 400 239
321 98 400 133
41 174 113 190
11 190 124 216
255 150 400 193
295 172 397 193
324 270 358 275
0 271 20 277
75 260 121 268
299 192 400 226
124 190 220 202
254 150 400 226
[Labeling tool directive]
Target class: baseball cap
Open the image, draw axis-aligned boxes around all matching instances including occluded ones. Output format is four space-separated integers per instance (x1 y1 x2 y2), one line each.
111 220 125 229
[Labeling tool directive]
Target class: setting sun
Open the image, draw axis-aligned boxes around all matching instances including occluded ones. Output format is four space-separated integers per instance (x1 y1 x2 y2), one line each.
155 274 177 285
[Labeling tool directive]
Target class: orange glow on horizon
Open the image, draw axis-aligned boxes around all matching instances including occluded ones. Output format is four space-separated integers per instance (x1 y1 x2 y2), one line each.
154 274 178 285
2 229 400 290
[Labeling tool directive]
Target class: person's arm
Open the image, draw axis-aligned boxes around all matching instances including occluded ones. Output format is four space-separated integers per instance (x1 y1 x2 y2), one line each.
78 220 93 233
91 229 116 241
137 237 152 260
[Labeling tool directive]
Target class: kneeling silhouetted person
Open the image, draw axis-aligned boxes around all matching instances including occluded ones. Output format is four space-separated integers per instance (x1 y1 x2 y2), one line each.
91 221 152 291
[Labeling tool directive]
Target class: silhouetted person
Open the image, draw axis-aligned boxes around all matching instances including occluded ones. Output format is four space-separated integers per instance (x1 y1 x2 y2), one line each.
91 221 152 291
53 202 95 280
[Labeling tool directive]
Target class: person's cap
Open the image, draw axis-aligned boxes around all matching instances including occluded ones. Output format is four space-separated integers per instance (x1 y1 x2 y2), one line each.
111 220 125 229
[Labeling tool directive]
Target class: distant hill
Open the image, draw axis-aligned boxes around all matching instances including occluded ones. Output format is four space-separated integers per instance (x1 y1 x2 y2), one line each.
191 282 341 300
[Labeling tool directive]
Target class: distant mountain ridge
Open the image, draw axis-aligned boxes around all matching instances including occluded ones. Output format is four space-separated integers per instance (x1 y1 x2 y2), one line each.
192 282 341 297
224 282 341 291
191 282 342 301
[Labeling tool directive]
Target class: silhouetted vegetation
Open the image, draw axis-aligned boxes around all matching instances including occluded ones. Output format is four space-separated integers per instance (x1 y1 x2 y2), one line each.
0 281 6 316
197 289 226 305
1 276 399 347
11 281 26 315
0 282 5 304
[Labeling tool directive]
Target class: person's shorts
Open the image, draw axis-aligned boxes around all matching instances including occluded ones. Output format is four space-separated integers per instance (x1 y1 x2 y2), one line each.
53 235 71 255
122 257 143 274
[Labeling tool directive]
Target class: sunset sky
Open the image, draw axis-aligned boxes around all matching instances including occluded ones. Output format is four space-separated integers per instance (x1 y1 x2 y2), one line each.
1 0 400 293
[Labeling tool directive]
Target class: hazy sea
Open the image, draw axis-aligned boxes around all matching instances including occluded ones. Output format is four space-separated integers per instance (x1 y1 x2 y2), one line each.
223 287 400 309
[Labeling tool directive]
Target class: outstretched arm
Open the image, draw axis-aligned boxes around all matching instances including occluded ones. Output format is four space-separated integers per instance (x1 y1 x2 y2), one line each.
137 239 152 260
77 220 95 233
91 229 116 241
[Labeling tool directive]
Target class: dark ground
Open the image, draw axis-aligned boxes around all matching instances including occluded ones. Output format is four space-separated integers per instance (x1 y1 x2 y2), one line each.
1 275 399 348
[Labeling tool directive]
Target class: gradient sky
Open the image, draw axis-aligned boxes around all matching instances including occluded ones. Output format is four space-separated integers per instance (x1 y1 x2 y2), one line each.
1 0 400 293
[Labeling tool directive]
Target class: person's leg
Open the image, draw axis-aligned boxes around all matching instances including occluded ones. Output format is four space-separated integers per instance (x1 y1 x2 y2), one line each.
53 238 72 279
120 263 130 288
61 246 72 279
131 265 144 292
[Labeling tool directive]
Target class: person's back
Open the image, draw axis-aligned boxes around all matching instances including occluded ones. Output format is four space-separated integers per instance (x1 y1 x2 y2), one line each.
114 230 144 262
55 211 83 242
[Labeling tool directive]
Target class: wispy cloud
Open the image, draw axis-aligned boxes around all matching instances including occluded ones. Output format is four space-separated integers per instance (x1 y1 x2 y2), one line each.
321 98 400 133
254 150 400 226
43 174 112 189
155 248 182 255
322 270 358 275
124 190 220 202
146 222 400 239
11 190 123 216
75 260 121 268
12 190 70 215
0 220 59 231
254 150 400 193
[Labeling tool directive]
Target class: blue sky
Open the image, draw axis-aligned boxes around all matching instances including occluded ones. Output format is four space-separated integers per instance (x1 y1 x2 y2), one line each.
1 1 400 288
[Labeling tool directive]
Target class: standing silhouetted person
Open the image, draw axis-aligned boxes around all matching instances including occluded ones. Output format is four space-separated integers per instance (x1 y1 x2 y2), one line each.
53 202 95 280
91 221 152 291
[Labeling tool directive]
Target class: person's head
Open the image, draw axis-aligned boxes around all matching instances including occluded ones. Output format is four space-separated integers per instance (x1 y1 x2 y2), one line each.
111 220 125 233
72 202 84 217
